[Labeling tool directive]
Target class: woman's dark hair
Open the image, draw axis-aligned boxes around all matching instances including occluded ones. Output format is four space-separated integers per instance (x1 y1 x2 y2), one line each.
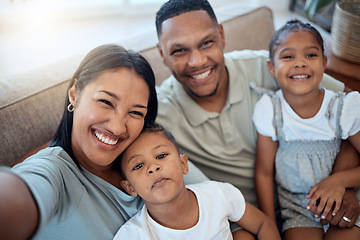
50 44 158 160
155 0 218 37
269 19 325 64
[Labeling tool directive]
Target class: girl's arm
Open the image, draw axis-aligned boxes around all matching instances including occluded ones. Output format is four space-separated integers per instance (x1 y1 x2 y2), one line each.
236 202 281 240
0 171 39 239
307 132 360 220
255 133 278 224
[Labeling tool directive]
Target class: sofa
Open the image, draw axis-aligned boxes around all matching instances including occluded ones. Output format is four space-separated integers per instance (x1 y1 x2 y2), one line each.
0 6 276 166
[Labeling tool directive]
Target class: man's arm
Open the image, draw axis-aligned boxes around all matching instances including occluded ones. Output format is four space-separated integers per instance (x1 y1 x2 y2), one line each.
308 140 360 227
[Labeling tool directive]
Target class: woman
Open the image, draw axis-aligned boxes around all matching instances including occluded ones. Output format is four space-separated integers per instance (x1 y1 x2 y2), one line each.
0 44 158 239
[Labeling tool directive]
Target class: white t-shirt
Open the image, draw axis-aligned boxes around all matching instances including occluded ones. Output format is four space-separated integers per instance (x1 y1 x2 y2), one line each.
253 89 360 141
113 181 246 240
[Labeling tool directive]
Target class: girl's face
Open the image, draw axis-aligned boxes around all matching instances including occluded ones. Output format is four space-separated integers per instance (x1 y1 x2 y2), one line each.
69 68 149 173
267 31 327 97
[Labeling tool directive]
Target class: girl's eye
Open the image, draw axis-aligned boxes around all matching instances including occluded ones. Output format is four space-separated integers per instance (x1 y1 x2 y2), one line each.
156 154 167 160
99 99 114 107
133 163 144 170
306 53 317 58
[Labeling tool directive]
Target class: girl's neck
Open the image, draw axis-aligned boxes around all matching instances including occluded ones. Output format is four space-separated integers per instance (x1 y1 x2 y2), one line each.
146 188 199 230
282 88 325 119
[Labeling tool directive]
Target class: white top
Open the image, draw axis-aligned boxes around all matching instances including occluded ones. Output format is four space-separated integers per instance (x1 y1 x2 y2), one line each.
113 181 246 240
253 89 360 141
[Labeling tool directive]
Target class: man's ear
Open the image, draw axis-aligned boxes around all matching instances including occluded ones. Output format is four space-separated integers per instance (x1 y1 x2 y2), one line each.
267 60 276 78
156 43 167 66
180 153 189 175
120 180 138 197
68 78 78 106
218 23 226 50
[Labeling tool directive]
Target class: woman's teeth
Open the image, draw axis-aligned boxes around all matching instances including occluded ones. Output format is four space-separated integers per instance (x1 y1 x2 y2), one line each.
192 70 211 80
94 131 118 145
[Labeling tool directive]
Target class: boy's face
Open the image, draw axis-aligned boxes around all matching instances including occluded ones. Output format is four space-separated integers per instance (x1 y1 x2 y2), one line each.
157 10 227 99
120 131 188 205
267 31 327 98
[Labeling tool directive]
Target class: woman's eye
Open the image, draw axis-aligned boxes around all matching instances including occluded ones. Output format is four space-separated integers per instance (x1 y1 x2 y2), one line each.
133 163 144 170
99 99 114 107
156 154 167 159
129 111 145 118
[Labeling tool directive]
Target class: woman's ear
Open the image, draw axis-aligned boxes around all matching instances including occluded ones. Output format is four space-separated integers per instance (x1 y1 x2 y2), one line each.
267 60 276 78
68 78 78 106
180 153 189 175
120 180 138 197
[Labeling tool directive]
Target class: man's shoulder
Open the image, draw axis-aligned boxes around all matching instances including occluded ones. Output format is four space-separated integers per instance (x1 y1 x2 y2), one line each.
225 49 269 62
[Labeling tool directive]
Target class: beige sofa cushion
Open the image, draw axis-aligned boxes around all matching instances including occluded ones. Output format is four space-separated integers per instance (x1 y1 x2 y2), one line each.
0 6 274 166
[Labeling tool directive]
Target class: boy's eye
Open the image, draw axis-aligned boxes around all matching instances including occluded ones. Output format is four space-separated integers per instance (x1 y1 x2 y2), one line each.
282 55 292 59
133 163 144 170
156 154 167 159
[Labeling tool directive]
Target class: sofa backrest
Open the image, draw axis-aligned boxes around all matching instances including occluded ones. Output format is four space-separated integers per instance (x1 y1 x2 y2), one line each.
0 6 274 166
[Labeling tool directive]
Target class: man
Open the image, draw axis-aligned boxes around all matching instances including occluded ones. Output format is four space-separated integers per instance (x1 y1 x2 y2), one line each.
155 0 359 227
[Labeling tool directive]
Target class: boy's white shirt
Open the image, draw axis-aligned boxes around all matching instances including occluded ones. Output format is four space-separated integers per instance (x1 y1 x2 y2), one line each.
113 180 246 240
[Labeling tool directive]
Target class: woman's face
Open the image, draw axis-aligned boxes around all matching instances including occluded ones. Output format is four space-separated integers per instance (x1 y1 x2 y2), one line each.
69 68 149 173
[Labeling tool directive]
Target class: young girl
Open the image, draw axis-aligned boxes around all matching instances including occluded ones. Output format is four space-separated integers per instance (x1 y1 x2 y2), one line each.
114 123 280 240
253 20 360 239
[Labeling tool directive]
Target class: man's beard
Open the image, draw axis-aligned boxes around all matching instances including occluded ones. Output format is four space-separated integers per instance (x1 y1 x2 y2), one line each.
187 82 219 98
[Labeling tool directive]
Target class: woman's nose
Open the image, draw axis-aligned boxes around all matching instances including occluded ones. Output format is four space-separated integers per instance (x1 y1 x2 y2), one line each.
107 114 127 136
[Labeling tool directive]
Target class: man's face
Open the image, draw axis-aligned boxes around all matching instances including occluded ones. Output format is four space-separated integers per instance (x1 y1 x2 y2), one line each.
157 10 227 98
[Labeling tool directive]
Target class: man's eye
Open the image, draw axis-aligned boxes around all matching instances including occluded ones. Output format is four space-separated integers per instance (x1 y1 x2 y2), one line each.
171 49 185 55
201 40 212 47
133 163 144 170
156 154 167 159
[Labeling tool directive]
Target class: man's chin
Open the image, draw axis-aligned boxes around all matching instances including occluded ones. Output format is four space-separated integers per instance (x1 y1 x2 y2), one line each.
187 83 219 98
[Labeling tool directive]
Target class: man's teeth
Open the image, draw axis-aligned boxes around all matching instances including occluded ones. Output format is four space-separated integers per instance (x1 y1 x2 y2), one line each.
291 75 309 79
192 70 211 80
94 131 118 145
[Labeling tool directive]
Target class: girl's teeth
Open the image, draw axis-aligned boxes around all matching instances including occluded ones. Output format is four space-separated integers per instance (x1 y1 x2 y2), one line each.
192 70 211 80
94 131 118 145
292 75 309 79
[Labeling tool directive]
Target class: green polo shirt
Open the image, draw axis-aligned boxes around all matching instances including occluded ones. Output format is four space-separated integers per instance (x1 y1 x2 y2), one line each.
156 50 344 205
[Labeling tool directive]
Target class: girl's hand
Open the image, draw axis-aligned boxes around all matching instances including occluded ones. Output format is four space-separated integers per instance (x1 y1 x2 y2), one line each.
306 174 345 219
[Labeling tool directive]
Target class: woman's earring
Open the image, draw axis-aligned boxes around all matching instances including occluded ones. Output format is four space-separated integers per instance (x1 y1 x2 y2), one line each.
67 103 75 112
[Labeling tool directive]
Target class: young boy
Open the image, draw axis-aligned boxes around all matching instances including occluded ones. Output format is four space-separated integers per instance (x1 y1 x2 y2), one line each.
114 123 280 239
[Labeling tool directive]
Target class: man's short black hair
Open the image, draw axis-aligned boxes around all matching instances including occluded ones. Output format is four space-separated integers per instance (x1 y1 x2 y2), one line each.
155 0 218 37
